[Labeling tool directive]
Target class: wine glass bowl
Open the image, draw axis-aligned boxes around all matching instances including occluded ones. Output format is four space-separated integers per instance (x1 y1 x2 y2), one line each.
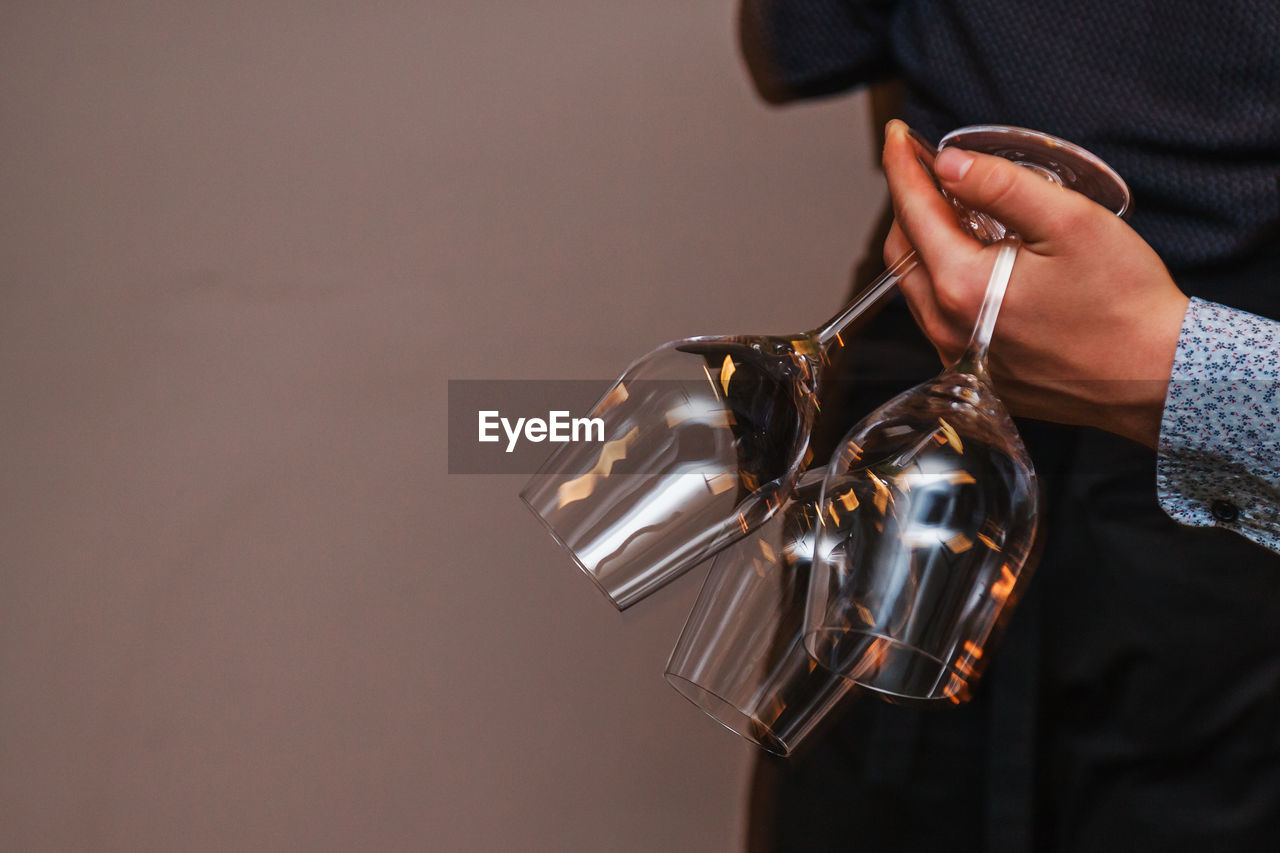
520 334 818 609
805 369 1038 701
522 138 935 609
665 470 858 755
941 125 1132 220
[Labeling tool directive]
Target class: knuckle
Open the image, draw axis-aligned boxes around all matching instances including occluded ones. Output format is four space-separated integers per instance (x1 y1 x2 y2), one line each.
933 280 961 316
976 163 1020 210
883 229 910 266
920 313 945 345
1041 195 1087 234
930 327 963 361
932 263 979 319
1043 193 1108 242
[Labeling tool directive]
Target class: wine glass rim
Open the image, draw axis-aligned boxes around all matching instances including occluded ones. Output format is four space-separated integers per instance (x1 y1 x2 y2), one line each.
519 490 630 610
662 670 792 756
939 124 1132 219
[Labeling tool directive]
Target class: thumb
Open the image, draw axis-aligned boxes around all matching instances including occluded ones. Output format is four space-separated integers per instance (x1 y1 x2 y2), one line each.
933 147 1101 247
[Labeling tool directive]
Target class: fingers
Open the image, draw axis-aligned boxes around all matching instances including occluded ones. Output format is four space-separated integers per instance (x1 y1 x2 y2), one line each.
881 120 978 270
883 219 911 268
932 146 1102 247
884 219 933 317
884 220 959 363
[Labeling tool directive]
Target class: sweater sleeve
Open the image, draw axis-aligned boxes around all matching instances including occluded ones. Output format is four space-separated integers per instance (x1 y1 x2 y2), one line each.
739 0 901 103
1156 297 1280 553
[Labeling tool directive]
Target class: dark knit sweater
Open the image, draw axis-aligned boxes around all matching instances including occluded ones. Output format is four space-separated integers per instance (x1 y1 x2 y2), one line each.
740 0 1280 275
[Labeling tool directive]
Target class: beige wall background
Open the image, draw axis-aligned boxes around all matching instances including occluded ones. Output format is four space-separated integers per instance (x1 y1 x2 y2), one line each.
0 2 882 850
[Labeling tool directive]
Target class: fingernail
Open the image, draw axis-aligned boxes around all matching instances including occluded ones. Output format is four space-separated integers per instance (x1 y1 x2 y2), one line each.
935 148 974 181
885 118 909 136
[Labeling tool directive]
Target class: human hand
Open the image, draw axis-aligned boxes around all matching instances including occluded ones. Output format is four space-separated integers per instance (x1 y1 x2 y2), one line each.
881 120 1191 448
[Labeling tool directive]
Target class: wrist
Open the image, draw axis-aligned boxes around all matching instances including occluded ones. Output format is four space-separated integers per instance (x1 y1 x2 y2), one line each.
1094 292 1190 448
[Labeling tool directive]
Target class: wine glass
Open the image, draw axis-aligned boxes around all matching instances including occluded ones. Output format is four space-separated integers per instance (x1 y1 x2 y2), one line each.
664 470 859 756
520 133 936 611
803 128 1131 702
520 127 1108 611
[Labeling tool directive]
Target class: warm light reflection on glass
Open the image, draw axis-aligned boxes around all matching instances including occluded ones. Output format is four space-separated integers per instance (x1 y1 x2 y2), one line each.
719 354 736 396
596 381 630 415
846 636 893 682
869 472 891 515
705 471 737 495
937 418 964 453
990 563 1017 602
555 426 640 509
575 467 735 570
854 602 875 626
837 489 860 513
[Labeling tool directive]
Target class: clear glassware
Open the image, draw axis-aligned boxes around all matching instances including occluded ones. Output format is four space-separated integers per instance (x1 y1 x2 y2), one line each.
520 130 936 609
804 128 1131 702
664 470 858 756
520 333 823 609
521 126 1118 611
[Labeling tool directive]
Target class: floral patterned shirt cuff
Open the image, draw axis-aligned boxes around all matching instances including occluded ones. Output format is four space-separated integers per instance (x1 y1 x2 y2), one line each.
1157 297 1280 553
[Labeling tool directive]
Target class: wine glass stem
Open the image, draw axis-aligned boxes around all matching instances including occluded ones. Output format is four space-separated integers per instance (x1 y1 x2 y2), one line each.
953 237 1021 376
811 250 920 349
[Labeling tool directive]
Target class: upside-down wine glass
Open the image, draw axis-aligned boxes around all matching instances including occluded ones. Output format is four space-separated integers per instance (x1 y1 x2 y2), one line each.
804 126 1132 702
664 469 858 756
520 132 943 609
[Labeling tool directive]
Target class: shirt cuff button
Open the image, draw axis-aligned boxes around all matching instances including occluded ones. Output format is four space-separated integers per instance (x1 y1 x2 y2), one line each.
1210 499 1240 523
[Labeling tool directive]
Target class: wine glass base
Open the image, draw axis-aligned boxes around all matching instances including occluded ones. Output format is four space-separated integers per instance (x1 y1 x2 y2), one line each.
940 124 1132 218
